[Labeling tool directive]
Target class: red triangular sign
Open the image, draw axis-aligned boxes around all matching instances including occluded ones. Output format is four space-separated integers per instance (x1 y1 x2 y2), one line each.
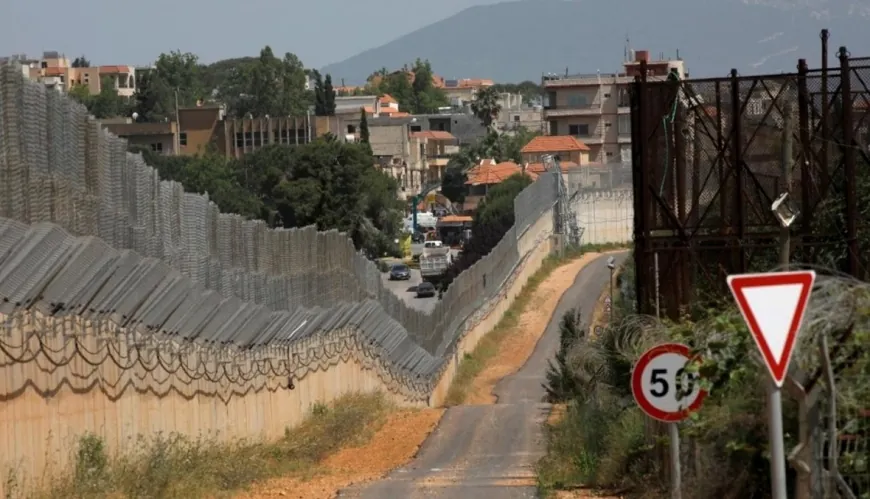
726 270 816 387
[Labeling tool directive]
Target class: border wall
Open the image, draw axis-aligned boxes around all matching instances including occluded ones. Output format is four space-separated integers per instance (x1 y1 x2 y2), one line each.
0 64 559 492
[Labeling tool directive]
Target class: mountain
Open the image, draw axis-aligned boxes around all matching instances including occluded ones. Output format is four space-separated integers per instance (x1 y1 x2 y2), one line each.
320 0 867 84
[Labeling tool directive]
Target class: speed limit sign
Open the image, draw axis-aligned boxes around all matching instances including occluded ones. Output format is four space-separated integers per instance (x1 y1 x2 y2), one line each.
631 343 707 422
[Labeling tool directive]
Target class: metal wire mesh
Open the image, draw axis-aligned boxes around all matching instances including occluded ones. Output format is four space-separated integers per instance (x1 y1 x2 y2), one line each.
0 63 559 394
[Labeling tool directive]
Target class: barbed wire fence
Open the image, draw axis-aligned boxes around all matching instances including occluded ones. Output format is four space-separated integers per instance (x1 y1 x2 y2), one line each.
586 266 870 499
0 63 561 492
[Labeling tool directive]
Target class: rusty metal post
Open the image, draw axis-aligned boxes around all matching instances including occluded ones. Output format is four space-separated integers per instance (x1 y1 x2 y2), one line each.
631 60 650 314
674 100 689 310
730 69 746 273
821 30 830 192
797 59 812 236
839 47 859 278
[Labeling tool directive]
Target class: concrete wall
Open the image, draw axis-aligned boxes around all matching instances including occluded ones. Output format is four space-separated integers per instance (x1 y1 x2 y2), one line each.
573 188 634 245
0 206 556 496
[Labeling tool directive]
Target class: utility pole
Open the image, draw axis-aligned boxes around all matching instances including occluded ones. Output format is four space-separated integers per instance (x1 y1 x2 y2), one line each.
768 97 794 499
780 101 793 268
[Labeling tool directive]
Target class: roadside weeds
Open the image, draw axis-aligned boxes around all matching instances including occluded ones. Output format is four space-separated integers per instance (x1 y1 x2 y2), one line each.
28 393 393 499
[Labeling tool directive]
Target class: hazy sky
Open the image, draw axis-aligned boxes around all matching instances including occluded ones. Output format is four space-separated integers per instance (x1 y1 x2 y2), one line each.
2 0 506 69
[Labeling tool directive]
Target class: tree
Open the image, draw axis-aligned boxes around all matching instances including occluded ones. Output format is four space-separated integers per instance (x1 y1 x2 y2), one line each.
129 145 263 219
71 56 90 68
439 128 539 203
440 173 533 290
323 74 336 115
543 309 584 403
154 51 204 110
369 60 449 114
133 69 173 122
359 108 370 144
471 86 502 129
87 76 129 119
313 71 328 116
68 84 91 107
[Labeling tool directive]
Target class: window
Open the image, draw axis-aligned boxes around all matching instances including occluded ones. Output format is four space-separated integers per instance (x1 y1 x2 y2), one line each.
436 122 446 131
411 125 422 132
244 132 253 147
347 124 356 134
253 131 263 147
546 91 557 107
549 121 558 135
618 114 631 136
606 151 614 158
604 93 611 98
567 94 588 108
150 143 163 152
513 115 520 122
568 124 589 137
179 132 187 146
748 97 769 116
235 132 244 147
604 122 612 128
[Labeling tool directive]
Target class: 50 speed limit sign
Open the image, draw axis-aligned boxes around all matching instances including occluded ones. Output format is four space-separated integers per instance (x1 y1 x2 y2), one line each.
631 343 707 422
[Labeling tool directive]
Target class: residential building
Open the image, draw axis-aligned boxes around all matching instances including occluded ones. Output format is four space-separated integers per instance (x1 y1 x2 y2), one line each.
495 93 545 134
8 51 138 96
520 135 590 165
462 159 537 212
412 130 459 186
520 135 627 191
102 103 313 159
102 119 179 155
542 50 684 164
440 78 495 107
408 113 487 145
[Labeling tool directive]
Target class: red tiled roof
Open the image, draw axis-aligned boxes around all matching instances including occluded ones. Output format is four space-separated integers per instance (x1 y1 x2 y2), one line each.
411 130 456 141
99 65 132 74
521 135 590 153
465 160 538 185
43 67 65 77
379 94 397 104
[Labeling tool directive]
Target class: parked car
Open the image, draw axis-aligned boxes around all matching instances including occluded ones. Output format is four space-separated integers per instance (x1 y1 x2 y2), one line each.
416 281 437 298
389 264 411 281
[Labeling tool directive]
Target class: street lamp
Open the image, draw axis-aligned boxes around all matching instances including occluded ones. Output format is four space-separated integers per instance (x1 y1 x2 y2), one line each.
606 256 616 324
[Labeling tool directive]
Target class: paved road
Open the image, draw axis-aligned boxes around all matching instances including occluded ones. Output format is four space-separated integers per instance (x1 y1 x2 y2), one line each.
343 252 629 499
380 251 461 314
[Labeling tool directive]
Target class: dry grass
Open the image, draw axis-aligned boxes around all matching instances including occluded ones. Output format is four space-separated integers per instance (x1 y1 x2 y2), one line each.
236 407 444 498
27 393 392 499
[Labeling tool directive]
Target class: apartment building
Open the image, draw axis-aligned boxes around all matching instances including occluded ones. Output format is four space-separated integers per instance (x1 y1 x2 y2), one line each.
440 78 495 107
542 50 686 164
3 51 138 96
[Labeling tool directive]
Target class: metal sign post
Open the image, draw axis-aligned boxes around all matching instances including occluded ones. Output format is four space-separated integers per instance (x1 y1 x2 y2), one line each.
631 343 707 499
727 270 816 499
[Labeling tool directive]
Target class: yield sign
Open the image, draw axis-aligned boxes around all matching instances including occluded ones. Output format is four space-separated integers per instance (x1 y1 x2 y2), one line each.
726 270 816 387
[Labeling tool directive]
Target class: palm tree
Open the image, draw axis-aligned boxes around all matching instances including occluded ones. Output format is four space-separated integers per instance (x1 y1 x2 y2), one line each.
471 86 502 129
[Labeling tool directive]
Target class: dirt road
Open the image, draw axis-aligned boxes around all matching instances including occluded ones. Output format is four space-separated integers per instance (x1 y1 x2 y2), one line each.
340 252 628 499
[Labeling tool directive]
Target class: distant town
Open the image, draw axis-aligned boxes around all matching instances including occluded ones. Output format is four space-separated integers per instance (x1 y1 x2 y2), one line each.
1 48 684 206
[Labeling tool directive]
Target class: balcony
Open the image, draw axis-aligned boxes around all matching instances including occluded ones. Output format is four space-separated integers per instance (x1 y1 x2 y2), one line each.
544 105 602 118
